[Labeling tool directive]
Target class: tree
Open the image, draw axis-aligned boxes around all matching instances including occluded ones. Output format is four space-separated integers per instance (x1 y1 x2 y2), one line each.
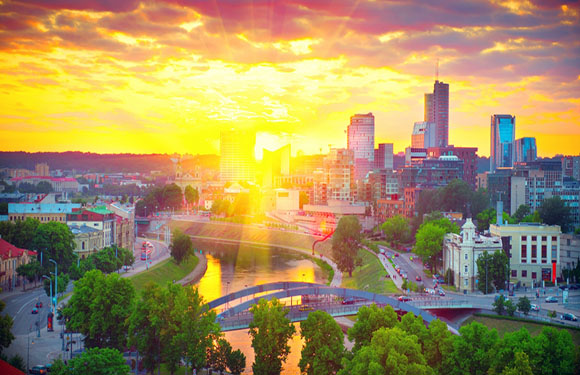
476 208 496 232
398 312 429 350
299 191 309 209
184 185 199 210
0 299 14 356
505 299 516 317
227 349 246 375
339 327 432 375
299 310 344 375
162 183 183 210
65 270 135 350
249 298 296 375
36 181 53 194
516 297 531 316
7 354 25 372
90 246 123 273
476 251 508 294
530 326 576 375
444 321 498 375
487 327 533 375
381 215 410 249
170 229 193 265
414 222 447 272
232 193 251 216
471 188 490 218
501 351 533 375
33 221 76 273
439 179 473 215
538 196 571 232
348 304 398 352
424 319 453 375
54 347 130 375
210 338 232 374
43 273 69 297
332 216 362 277
513 205 531 223
16 260 41 290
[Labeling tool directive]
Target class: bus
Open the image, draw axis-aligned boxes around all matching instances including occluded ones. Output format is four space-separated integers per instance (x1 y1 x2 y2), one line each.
140 241 152 260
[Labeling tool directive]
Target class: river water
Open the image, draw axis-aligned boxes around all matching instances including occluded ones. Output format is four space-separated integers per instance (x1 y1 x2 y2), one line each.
194 241 326 375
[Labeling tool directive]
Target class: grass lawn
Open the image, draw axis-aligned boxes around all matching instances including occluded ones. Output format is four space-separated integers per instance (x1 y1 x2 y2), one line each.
130 255 199 293
463 315 580 346
341 249 399 295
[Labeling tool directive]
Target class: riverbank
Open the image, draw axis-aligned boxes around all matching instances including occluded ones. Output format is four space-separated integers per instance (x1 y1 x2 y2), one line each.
129 255 200 292
341 249 398 295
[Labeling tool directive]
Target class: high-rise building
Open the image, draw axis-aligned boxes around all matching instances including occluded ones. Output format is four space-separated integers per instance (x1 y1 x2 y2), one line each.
425 81 449 147
35 163 49 176
219 130 255 183
427 146 478 188
347 113 375 181
515 137 537 163
561 155 580 181
262 144 290 188
412 121 436 149
490 114 516 171
324 148 354 202
374 143 394 170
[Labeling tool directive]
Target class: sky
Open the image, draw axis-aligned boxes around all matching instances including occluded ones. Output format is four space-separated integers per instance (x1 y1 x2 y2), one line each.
0 0 579 158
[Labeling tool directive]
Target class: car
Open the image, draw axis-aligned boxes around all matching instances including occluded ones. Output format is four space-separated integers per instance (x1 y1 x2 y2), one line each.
416 275 422 281
342 298 355 305
394 253 399 257
561 313 577 321
438 289 446 296
398 296 411 302
35 301 42 308
29 365 48 374
299 305 314 312
425 288 436 295
530 304 540 311
545 296 558 303
31 307 39 314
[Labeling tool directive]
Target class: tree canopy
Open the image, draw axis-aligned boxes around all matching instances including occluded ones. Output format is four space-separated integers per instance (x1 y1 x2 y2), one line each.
332 216 362 277
381 215 410 249
538 196 572 232
50 347 129 375
476 250 509 294
299 310 344 375
170 229 193 264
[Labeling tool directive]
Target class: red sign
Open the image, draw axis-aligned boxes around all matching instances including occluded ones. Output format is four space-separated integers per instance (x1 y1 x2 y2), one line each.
552 261 557 283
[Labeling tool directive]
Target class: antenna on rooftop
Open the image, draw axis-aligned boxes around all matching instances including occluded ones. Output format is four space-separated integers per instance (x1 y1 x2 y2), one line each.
436 58 439 82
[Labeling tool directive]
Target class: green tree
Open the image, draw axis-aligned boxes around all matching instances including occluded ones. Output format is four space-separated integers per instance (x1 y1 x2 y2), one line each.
249 298 296 375
65 270 135 350
331 216 362 277
184 185 199 210
339 327 433 375
170 229 193 265
211 338 232 374
513 205 531 223
162 183 183 210
227 349 246 375
521 210 541 224
424 319 453 375
55 347 130 375
299 310 344 375
516 297 531 316
505 299 516 316
488 327 533 375
348 304 398 352
501 351 533 375
398 312 429 350
43 273 69 297
7 354 25 372
538 196 571 232
439 179 473 215
471 188 490 218
0 218 40 251
476 208 496 232
16 260 41 290
531 326 576 375
90 246 123 273
36 180 53 194
414 222 447 272
381 215 410 249
444 321 498 375
476 251 509 294
0 299 14 356
493 295 506 315
33 221 76 273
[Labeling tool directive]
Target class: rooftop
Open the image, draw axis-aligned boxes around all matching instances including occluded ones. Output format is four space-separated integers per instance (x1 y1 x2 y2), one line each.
0 238 37 260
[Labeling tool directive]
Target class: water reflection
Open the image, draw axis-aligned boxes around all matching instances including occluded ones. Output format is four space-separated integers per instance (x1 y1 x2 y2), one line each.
194 241 324 375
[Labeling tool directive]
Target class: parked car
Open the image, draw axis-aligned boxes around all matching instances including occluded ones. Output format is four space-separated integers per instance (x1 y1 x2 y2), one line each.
425 288 436 295
561 313 577 321
545 296 558 303
398 296 411 302
394 253 399 257
438 289 446 296
342 298 355 305
35 301 42 308
530 304 540 311
416 275 422 281
31 307 39 314
29 365 47 374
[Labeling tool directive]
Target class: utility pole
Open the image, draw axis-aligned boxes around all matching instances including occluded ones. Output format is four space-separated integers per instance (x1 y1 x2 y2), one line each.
485 256 488 295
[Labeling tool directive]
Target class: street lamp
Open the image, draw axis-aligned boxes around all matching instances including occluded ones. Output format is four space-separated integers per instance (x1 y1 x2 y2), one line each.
27 325 34 373
41 275 53 315
49 259 57 313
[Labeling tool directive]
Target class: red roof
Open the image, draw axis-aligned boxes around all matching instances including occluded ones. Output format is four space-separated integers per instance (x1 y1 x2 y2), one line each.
0 359 25 375
10 176 76 182
0 238 37 260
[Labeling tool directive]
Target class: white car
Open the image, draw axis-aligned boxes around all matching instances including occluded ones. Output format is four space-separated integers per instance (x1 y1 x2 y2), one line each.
530 304 540 311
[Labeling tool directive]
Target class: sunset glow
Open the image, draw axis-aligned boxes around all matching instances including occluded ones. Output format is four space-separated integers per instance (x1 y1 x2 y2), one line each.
1 0 579 157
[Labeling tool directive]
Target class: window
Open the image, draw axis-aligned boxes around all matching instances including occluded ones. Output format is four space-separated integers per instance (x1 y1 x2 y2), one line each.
464 265 468 274
542 236 547 241
82 242 85 250
521 245 527 262
522 270 527 277
512 270 517 277
464 279 468 287
531 236 537 241
521 236 527 242
531 245 537 258
532 272 537 279
542 245 547 258
465 253 468 260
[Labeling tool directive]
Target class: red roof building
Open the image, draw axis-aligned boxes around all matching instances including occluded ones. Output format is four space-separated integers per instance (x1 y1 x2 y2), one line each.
0 360 25 375
0 238 37 291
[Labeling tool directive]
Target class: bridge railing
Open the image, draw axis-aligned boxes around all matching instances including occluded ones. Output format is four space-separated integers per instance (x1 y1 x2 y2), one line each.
410 299 472 308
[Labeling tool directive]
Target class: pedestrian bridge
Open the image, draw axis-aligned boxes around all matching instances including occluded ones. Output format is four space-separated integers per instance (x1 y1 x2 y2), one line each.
207 282 470 332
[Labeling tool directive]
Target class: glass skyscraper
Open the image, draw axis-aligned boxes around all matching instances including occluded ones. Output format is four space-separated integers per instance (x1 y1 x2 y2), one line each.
348 113 375 181
490 114 516 171
515 137 537 163
424 81 449 147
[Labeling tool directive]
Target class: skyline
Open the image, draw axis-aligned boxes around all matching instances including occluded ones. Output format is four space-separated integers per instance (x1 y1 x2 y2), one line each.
0 0 579 157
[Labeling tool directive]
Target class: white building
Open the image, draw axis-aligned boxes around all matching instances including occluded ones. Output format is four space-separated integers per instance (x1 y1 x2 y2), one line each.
443 218 503 292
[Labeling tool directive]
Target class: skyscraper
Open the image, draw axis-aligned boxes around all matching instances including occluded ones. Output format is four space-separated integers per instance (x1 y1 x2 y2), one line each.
220 130 255 183
411 121 436 149
424 81 449 147
347 113 375 181
374 143 394 170
490 114 516 171
514 137 537 163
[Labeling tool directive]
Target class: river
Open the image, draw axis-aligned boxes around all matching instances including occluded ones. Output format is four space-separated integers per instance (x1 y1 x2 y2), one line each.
194 241 327 375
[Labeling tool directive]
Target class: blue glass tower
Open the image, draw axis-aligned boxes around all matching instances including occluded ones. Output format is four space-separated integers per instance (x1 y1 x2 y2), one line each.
515 137 537 163
490 114 516 171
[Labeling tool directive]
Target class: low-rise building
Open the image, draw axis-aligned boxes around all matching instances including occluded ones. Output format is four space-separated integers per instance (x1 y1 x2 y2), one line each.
67 206 116 248
443 219 503 292
68 224 104 259
560 233 580 281
8 202 81 223
0 238 37 291
490 223 561 287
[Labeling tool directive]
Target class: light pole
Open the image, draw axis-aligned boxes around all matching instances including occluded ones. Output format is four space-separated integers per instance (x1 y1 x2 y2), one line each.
42 275 53 315
27 325 34 373
49 259 57 313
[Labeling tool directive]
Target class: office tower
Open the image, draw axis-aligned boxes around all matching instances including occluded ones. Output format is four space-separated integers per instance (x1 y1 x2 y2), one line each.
324 148 354 202
424 81 449 147
220 130 255 183
514 137 537 163
490 114 516 171
411 121 436 149
347 113 375 181
262 144 290 188
374 143 394 170
35 163 49 176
